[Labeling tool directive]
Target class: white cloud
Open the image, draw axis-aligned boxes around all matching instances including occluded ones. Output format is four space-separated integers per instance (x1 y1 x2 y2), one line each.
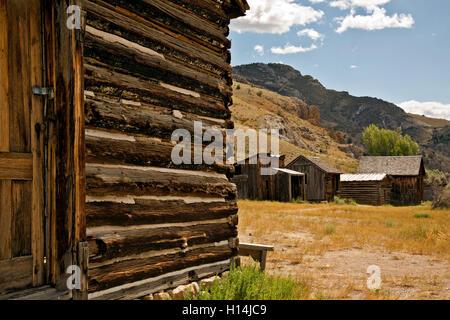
331 0 414 33
330 0 390 12
350 65 359 69
297 28 325 41
336 7 414 33
271 43 318 55
309 0 325 3
398 101 450 121
254 45 264 55
230 0 324 34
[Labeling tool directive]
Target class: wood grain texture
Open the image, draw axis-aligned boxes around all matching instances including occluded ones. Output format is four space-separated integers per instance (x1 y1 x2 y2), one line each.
11 181 32 257
88 245 233 292
85 132 233 175
0 153 33 180
84 63 230 120
89 259 231 300
86 164 236 199
29 0 45 287
84 26 231 99
86 198 237 227
8 0 31 154
0 0 9 152
0 180 12 260
87 222 237 264
85 0 231 76
0 256 33 294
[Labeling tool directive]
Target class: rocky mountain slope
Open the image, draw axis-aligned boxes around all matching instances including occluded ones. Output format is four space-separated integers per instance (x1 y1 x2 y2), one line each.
233 63 449 172
231 82 360 173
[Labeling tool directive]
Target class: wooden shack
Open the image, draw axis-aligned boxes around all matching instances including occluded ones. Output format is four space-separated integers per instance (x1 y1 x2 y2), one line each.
286 155 341 202
0 0 249 300
231 154 305 202
357 156 425 205
339 174 392 205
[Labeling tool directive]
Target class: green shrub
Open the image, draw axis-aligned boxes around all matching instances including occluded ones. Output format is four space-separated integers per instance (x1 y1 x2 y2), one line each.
385 218 394 227
333 196 346 205
325 224 335 235
257 91 263 97
236 84 241 90
414 212 430 219
292 197 307 204
189 264 310 300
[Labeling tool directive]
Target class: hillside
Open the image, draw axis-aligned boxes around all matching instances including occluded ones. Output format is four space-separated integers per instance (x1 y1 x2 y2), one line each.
231 82 359 173
233 63 450 172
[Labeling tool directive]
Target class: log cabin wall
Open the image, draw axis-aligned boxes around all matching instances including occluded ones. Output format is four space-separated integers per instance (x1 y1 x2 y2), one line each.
82 0 248 299
391 176 423 205
287 156 341 202
339 177 392 206
287 158 325 201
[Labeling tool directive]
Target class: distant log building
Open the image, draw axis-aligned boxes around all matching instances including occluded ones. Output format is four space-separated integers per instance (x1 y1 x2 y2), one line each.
339 174 392 205
286 156 341 202
357 156 425 205
0 0 249 300
231 154 305 202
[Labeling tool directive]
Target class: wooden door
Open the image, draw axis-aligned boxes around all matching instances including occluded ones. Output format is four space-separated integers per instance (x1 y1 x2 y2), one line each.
0 0 45 294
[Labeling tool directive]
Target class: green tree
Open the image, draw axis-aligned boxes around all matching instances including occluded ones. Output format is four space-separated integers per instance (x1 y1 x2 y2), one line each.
362 124 419 156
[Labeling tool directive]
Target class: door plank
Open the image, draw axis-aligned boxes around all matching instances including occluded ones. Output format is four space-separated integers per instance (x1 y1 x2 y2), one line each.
8 0 31 153
29 0 45 286
0 0 9 152
11 181 32 257
0 181 12 260
0 256 33 294
0 153 33 180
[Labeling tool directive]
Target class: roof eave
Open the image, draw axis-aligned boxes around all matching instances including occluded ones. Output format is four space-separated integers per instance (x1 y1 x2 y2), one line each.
223 0 250 19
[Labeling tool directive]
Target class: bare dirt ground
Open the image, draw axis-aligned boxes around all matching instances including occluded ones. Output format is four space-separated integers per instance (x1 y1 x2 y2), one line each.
238 201 450 300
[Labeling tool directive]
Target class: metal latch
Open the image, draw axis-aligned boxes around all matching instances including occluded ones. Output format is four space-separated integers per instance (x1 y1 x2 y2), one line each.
32 86 54 99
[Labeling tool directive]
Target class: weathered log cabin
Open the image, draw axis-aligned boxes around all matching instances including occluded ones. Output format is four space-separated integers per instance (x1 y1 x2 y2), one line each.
231 154 305 202
0 0 249 300
338 174 392 205
357 156 425 205
286 155 341 202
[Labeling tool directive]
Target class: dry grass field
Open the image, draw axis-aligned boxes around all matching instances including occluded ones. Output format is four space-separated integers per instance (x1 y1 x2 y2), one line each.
238 200 450 300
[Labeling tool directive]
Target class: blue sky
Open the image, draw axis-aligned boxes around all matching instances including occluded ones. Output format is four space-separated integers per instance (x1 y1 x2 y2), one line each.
229 0 450 120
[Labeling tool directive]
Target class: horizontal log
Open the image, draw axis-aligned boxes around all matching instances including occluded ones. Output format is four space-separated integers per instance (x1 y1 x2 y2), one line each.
88 0 230 52
85 129 233 175
84 64 231 119
87 222 237 264
86 196 237 227
88 244 234 292
84 26 230 100
85 95 232 140
89 259 231 299
0 153 33 181
166 0 230 27
86 164 237 199
85 0 231 77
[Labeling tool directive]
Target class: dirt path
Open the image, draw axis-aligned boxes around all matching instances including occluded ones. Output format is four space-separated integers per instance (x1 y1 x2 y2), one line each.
240 232 450 299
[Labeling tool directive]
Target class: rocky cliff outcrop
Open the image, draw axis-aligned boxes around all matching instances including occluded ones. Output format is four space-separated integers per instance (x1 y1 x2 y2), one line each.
233 63 449 172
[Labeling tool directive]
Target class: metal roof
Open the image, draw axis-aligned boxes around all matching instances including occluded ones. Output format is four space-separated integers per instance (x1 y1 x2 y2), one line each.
270 168 305 176
341 173 388 182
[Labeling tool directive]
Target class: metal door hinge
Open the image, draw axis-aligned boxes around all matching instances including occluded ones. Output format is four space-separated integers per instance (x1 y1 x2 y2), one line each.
32 86 54 99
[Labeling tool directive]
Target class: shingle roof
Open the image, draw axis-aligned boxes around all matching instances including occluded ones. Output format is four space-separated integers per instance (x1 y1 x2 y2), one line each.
303 156 342 174
357 156 424 176
341 173 387 182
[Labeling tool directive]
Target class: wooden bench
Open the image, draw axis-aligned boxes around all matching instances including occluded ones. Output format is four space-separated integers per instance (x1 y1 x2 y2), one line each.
238 242 274 271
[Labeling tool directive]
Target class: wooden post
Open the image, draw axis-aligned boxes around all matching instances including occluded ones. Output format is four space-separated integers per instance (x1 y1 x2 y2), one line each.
45 0 86 299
